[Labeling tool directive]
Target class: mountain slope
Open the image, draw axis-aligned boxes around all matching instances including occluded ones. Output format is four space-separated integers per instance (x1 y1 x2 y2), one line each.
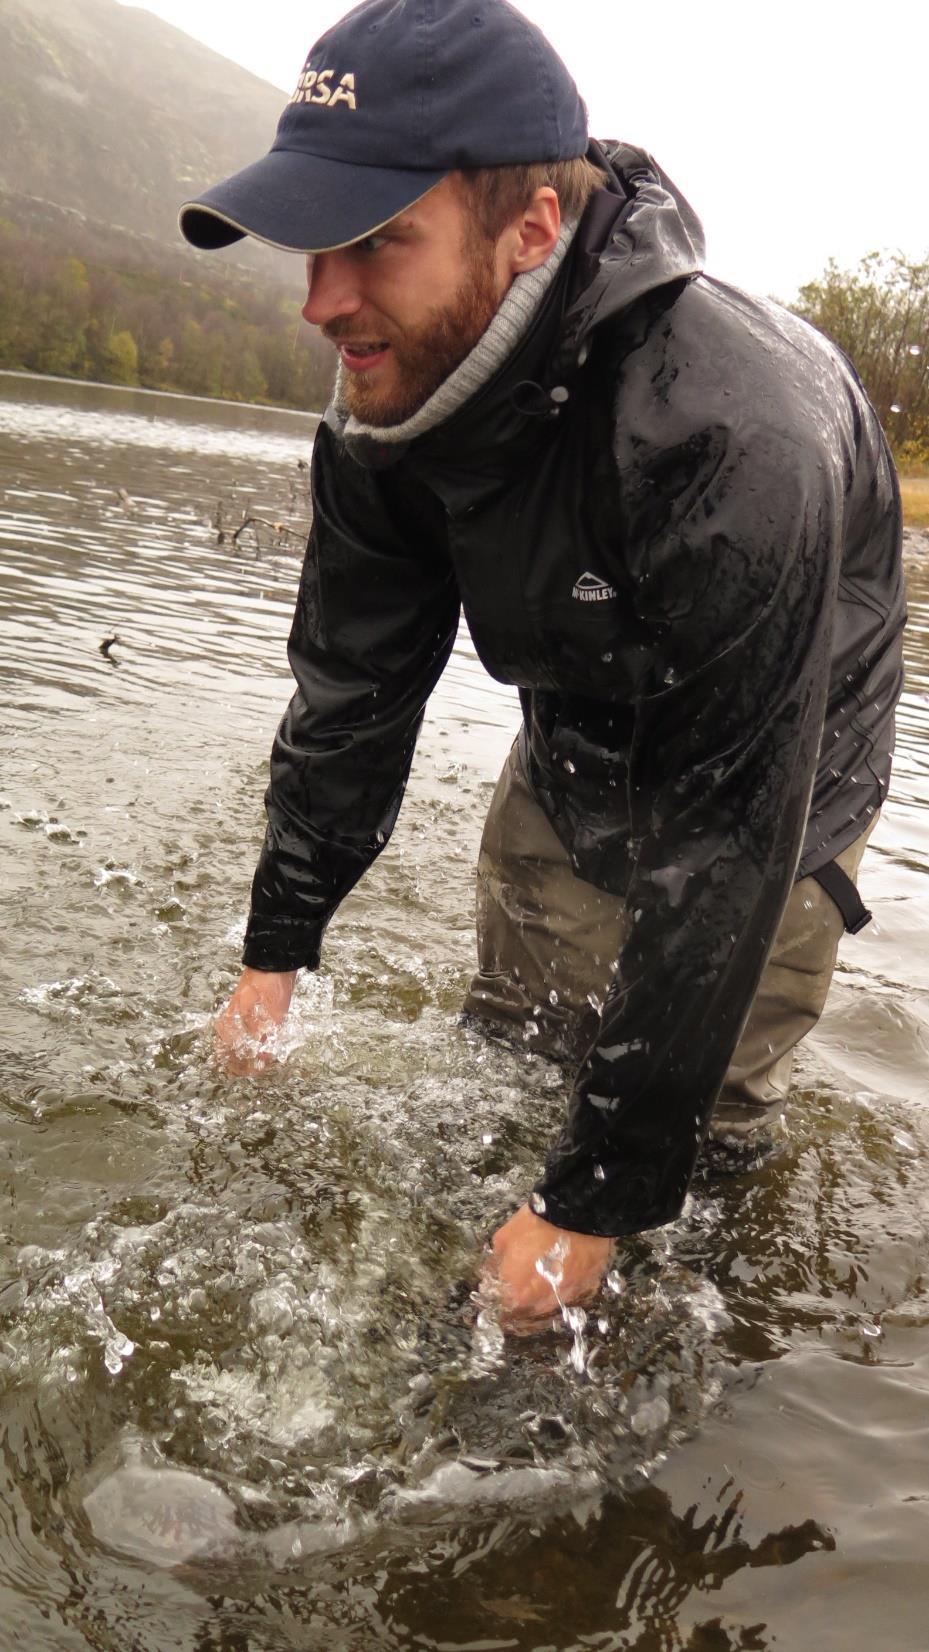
0 0 338 406
0 0 288 265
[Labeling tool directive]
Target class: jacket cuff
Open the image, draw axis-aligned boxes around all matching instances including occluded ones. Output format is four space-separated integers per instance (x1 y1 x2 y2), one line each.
530 1155 689 1239
242 916 324 973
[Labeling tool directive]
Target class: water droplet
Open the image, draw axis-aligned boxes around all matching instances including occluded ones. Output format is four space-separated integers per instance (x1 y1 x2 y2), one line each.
601 650 613 663
860 1321 882 1340
890 402 902 413
605 1269 625 1295
529 1191 547 1216
564 1303 588 1373
586 991 603 1014
548 988 559 1006
663 666 677 685
563 758 576 774
481 1131 493 1145
908 343 922 356
103 1329 135 1375
892 1129 917 1154
593 1163 606 1182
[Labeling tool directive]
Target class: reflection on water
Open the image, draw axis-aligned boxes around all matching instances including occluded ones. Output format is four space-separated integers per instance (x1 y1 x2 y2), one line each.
1 371 928 1650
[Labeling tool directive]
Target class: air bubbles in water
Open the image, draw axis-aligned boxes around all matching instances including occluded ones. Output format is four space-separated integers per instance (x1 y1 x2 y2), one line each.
469 1300 506 1377
93 863 139 888
249 1285 295 1337
630 1394 670 1436
83 1462 239 1567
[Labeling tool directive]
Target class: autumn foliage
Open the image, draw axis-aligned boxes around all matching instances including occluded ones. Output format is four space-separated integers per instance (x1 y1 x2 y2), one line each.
0 219 336 411
793 251 929 471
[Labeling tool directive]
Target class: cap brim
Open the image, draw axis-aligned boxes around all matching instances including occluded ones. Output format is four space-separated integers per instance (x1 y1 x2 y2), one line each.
179 148 448 254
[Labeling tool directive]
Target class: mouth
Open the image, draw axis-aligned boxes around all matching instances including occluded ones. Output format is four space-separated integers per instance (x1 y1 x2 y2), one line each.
337 341 391 373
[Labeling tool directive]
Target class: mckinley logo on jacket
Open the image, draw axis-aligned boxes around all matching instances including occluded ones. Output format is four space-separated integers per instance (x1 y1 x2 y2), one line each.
572 571 617 602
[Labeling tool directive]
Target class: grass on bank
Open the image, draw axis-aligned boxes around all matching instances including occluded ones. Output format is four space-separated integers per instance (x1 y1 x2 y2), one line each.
901 478 929 530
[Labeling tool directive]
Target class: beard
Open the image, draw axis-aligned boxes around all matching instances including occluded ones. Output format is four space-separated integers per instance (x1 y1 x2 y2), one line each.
324 241 502 427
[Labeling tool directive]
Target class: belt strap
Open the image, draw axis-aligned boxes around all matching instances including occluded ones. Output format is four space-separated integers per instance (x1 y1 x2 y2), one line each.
809 860 872 934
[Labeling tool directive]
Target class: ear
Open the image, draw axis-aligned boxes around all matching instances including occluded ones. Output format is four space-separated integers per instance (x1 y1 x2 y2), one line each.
502 186 561 277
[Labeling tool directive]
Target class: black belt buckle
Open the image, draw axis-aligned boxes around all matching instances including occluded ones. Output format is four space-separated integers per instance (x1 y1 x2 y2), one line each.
809 860 872 935
847 904 873 936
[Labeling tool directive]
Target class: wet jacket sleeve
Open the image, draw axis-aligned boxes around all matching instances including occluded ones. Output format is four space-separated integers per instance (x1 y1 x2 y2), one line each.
534 345 848 1236
243 425 460 972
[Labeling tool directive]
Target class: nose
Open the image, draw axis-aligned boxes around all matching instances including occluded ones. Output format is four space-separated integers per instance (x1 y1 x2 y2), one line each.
301 251 363 327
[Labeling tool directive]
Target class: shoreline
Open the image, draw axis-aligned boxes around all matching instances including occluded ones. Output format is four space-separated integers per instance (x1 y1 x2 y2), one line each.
903 526 929 564
0 367 323 427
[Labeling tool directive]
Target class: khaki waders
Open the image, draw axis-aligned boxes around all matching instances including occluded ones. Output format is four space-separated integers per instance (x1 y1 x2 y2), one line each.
463 742 875 1140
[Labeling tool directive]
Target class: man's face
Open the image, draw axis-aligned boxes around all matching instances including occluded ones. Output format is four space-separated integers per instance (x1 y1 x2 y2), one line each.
302 177 506 427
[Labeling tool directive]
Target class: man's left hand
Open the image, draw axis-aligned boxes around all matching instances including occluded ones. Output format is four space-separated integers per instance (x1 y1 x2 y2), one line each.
484 1203 613 1327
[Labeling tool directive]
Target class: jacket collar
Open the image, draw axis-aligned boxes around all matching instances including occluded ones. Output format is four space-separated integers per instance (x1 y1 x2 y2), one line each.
327 143 706 473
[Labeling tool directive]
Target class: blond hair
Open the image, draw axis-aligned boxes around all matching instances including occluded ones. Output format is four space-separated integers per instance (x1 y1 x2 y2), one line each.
455 156 606 241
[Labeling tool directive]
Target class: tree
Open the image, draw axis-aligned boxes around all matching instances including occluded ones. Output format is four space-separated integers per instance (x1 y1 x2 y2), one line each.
0 221 335 411
793 252 929 466
102 327 140 385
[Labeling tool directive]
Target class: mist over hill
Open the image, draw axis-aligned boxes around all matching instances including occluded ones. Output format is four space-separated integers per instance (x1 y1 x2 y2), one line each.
0 0 336 407
0 0 290 265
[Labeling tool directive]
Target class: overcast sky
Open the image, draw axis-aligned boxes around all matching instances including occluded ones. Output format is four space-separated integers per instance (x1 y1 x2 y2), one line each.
123 0 928 301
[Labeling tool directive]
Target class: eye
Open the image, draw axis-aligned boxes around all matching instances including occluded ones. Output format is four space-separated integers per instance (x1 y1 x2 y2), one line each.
355 233 388 254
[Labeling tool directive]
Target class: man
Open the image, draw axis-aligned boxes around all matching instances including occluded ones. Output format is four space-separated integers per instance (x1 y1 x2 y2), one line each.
180 0 905 1324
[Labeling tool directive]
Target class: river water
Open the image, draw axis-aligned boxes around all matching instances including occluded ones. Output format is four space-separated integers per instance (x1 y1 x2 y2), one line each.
1 371 928 1652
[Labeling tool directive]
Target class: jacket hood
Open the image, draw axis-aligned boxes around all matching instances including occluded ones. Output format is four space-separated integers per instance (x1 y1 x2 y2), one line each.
327 142 707 468
559 141 706 355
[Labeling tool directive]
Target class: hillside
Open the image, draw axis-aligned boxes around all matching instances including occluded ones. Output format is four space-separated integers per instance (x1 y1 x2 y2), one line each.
0 0 287 264
0 0 337 406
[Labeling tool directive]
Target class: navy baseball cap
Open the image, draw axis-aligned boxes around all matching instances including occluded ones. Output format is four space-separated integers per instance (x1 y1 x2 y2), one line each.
179 0 588 254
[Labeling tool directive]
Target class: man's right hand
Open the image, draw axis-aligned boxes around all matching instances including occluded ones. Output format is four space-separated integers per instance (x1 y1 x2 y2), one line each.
213 966 297 1075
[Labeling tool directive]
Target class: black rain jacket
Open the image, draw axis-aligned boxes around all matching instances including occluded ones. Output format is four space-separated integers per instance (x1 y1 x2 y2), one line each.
244 143 906 1238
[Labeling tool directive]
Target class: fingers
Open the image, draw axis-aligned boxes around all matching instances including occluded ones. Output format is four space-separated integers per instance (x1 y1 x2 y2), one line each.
478 1267 595 1337
483 1205 614 1335
213 993 281 1076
